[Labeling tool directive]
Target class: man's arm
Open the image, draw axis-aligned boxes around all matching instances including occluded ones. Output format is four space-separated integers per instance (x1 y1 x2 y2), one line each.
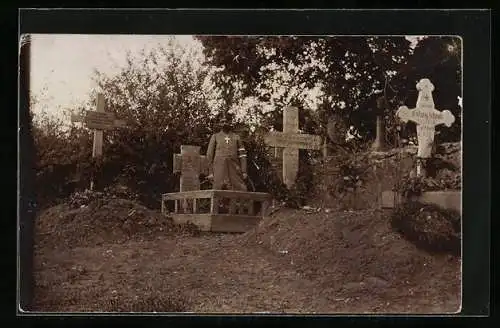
207 134 216 165
237 136 247 175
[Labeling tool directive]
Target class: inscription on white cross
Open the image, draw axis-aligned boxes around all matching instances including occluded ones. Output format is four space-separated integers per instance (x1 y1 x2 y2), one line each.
396 78 455 175
264 106 322 188
71 93 127 189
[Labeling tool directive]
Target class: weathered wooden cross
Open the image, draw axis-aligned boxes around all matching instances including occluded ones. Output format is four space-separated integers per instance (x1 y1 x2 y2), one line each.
264 106 322 188
396 78 455 176
71 93 127 189
173 145 210 213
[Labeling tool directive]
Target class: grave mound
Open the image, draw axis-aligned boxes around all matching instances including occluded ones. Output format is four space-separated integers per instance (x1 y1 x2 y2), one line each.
238 207 461 311
35 192 199 250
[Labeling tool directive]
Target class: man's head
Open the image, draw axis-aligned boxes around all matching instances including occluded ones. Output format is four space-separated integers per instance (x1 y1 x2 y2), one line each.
220 114 233 133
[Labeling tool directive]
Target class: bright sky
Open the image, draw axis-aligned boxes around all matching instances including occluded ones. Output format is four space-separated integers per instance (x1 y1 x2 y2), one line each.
30 34 423 120
30 34 200 118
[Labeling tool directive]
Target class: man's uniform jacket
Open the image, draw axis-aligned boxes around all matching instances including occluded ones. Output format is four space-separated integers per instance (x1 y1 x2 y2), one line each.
207 131 247 191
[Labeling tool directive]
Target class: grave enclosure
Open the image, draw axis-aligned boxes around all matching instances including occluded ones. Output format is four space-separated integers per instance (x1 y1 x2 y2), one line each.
163 141 271 233
164 144 271 232
162 190 271 233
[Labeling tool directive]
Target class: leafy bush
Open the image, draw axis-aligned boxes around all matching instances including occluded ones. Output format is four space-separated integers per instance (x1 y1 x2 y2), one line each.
285 155 316 208
390 201 461 256
324 151 372 206
198 36 462 143
32 112 94 209
242 134 316 208
397 174 461 199
67 190 105 209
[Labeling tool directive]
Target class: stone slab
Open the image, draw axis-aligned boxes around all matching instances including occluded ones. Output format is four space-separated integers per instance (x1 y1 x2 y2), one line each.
380 190 461 212
171 213 212 231
418 191 461 212
170 213 262 233
163 190 272 232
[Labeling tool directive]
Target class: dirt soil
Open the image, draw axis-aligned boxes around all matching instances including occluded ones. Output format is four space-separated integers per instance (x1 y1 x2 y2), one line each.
32 198 461 314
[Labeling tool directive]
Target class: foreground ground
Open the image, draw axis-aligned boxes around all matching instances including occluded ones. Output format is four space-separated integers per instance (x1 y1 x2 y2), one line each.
32 199 461 314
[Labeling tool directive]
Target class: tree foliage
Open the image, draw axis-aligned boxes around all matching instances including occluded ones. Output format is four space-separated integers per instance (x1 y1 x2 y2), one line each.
33 38 223 208
196 35 462 143
197 36 410 137
32 36 462 209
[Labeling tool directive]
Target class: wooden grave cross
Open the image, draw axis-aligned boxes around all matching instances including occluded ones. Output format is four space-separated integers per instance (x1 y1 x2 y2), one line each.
396 78 455 175
173 145 210 212
71 93 127 189
264 106 322 188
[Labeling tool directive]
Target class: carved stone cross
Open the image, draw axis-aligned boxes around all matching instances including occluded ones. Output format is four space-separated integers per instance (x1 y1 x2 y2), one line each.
396 78 455 159
396 78 456 176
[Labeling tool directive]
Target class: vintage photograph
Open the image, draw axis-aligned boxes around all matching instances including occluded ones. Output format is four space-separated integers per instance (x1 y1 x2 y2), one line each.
23 34 462 313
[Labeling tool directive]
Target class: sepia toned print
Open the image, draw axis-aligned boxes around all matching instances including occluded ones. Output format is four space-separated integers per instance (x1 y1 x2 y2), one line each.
25 34 462 313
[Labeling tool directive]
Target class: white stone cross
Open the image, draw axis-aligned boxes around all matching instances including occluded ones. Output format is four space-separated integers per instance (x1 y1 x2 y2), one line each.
396 78 455 159
264 106 322 188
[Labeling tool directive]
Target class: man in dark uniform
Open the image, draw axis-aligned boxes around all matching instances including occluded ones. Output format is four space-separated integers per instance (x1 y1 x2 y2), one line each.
206 115 248 191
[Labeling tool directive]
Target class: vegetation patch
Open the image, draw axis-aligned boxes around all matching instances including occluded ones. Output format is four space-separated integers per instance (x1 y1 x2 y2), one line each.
390 201 461 256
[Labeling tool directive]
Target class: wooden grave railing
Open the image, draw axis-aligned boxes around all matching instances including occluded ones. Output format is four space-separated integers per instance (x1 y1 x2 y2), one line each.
162 190 272 232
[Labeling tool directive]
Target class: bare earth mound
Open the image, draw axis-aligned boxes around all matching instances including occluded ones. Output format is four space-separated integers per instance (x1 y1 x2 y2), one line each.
33 199 461 313
35 197 199 250
239 208 461 313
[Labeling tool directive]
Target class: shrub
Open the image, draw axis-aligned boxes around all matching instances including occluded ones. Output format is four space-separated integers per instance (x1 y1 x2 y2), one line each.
32 113 94 209
390 201 461 256
324 151 372 209
284 156 316 208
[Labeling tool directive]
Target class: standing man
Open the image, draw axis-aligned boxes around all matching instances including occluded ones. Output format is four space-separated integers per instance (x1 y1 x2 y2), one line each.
206 114 248 191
